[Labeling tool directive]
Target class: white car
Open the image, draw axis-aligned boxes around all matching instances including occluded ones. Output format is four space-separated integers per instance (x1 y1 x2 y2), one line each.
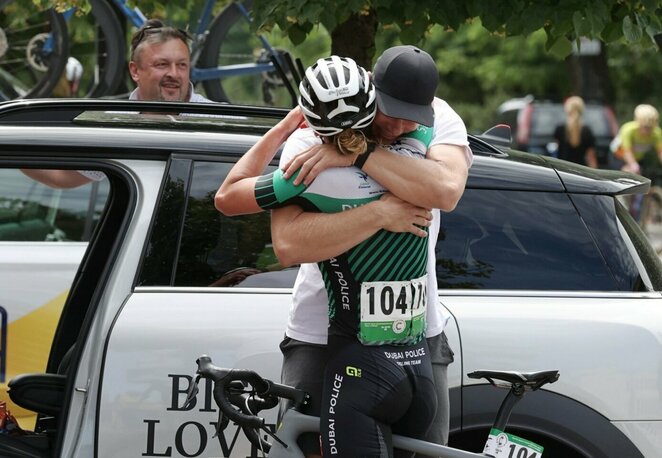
0 99 658 458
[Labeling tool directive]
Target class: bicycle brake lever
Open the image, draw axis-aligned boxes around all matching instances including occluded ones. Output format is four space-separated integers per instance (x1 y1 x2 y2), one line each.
183 375 201 410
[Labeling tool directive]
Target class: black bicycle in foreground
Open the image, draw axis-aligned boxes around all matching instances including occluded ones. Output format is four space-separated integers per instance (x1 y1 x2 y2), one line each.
184 355 559 458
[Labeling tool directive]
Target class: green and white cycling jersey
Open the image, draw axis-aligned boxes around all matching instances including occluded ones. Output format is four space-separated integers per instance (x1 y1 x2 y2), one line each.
255 126 433 345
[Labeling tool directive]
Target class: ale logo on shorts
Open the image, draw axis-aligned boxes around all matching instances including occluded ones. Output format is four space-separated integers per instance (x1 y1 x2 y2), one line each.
346 366 362 377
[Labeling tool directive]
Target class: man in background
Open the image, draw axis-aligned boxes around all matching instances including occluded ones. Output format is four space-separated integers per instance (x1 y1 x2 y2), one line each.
128 18 212 103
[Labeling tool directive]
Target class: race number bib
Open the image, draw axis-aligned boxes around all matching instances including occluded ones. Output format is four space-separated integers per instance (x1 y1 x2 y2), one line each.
483 428 544 458
358 274 427 345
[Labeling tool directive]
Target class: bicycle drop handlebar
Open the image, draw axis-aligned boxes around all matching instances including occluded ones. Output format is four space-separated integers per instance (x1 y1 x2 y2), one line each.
192 355 308 431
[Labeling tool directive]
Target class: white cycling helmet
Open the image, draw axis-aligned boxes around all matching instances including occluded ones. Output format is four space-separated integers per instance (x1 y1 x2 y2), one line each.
65 57 83 83
298 56 376 136
65 57 83 95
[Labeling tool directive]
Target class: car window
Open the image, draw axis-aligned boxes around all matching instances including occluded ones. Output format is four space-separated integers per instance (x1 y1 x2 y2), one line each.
436 189 621 290
573 193 662 291
144 159 652 292
0 167 109 427
0 169 108 241
139 159 299 288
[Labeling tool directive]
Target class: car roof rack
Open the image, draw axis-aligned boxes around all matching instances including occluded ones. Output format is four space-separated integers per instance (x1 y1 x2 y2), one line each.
0 98 290 124
0 98 510 157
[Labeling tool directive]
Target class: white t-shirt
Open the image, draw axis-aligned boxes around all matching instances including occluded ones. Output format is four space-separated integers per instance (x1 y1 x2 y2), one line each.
280 97 472 345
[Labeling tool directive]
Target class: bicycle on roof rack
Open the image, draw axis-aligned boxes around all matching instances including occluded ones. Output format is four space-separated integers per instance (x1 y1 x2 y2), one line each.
0 0 303 105
184 354 559 458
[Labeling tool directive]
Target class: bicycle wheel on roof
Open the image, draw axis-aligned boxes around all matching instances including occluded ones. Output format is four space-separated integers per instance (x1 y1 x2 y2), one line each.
0 2 68 100
198 0 293 106
66 0 126 98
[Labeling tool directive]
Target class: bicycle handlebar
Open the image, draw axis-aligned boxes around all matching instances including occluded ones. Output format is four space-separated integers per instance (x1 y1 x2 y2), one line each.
196 355 270 429
194 355 308 431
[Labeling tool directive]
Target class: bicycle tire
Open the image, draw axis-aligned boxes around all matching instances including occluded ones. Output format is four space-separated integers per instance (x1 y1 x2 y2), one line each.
199 0 291 106
0 2 68 100
67 0 126 98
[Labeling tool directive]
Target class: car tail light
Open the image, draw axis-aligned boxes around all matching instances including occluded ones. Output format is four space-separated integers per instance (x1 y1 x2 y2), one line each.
517 103 533 145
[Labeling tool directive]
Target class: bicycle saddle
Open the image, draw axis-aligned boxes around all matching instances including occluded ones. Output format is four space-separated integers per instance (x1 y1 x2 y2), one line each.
467 369 559 390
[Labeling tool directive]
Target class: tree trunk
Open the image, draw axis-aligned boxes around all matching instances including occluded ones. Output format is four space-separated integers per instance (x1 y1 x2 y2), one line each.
565 41 614 104
330 9 378 70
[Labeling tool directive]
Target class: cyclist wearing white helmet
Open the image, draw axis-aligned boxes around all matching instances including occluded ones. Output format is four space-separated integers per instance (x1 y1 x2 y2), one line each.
217 54 459 458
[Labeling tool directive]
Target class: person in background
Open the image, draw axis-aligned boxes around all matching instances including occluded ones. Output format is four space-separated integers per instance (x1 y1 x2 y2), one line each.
612 104 662 220
128 19 212 103
553 96 598 168
23 19 213 189
616 104 662 176
52 57 84 98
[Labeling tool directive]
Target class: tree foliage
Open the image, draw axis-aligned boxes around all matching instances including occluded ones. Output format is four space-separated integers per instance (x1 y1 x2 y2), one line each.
25 0 662 132
37 0 662 60
250 0 662 60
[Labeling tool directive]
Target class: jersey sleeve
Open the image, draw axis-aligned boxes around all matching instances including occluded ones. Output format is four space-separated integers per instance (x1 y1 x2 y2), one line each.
254 169 306 210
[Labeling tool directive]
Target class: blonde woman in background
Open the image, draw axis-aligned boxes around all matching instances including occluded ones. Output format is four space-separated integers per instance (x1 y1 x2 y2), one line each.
553 96 598 168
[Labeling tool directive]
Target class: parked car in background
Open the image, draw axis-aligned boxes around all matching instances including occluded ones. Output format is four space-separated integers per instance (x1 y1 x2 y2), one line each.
0 99 659 458
495 95 620 167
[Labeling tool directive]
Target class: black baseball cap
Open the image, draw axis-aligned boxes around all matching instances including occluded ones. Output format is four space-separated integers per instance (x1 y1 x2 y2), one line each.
372 45 439 127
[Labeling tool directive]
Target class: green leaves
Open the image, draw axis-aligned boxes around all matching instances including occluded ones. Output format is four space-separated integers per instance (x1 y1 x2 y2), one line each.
31 0 662 61
622 15 643 43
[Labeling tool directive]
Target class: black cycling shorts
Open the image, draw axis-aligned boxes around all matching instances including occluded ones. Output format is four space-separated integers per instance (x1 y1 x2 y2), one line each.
320 334 437 458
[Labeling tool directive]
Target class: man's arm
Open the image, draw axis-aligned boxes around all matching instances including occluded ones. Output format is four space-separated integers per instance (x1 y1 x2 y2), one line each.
20 169 93 189
272 193 432 267
281 142 470 211
360 143 469 211
214 107 303 216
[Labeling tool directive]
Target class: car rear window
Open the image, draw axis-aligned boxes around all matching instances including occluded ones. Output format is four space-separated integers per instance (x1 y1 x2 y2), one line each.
435 189 638 291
